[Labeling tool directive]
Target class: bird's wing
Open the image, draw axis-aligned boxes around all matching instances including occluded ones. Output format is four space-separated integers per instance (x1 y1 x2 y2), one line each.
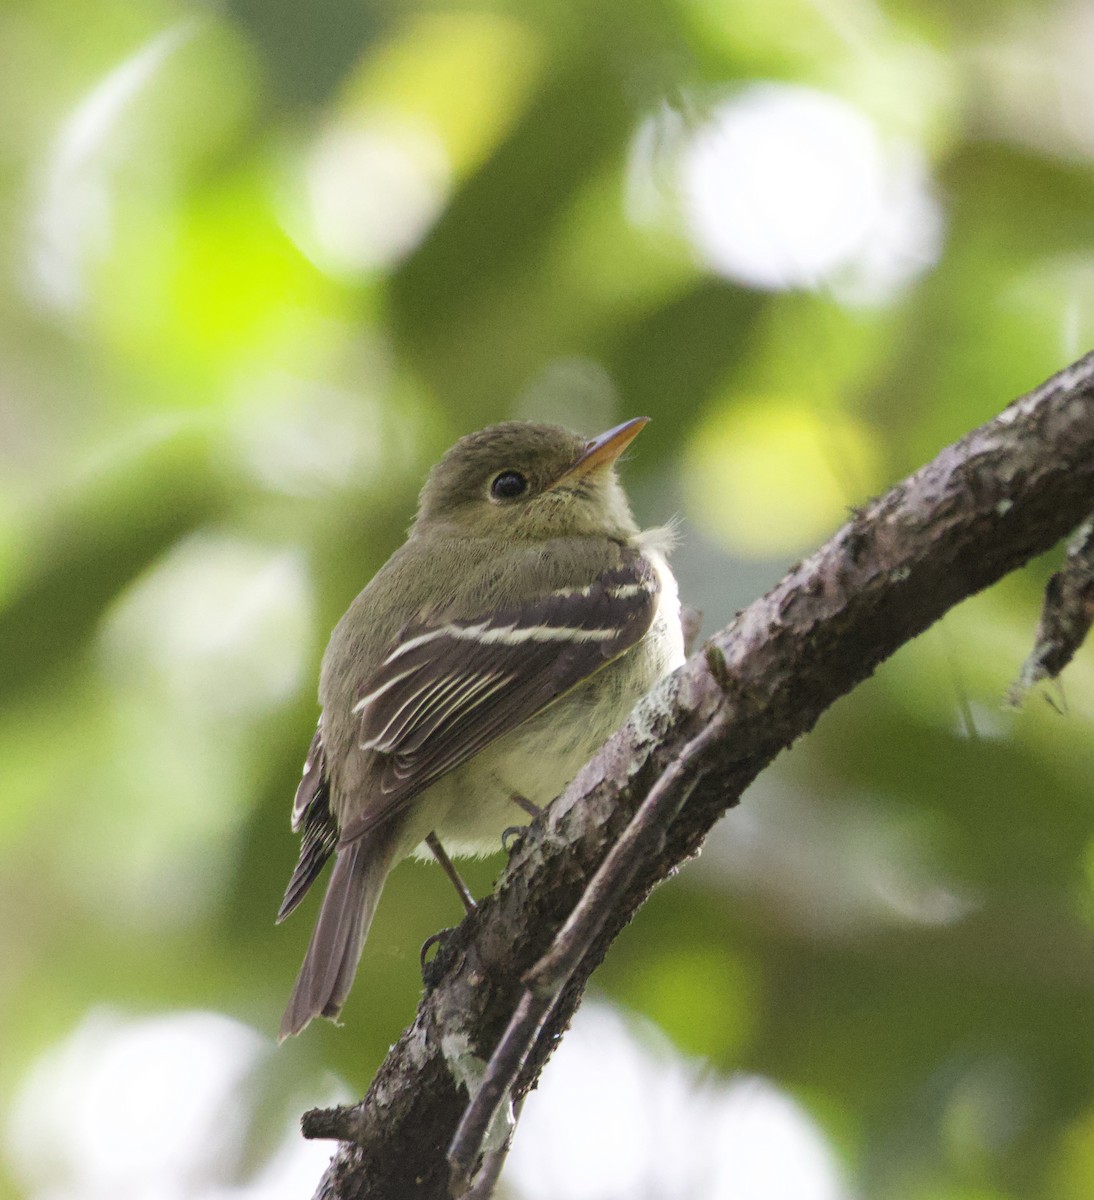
339 552 660 842
277 722 338 921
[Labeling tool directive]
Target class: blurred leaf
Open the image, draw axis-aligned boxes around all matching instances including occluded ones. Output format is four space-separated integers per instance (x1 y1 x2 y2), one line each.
225 0 388 109
0 427 232 705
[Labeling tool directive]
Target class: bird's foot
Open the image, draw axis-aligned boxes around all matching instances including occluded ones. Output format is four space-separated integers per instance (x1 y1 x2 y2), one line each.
501 825 525 853
509 792 541 818
420 925 458 975
426 832 477 913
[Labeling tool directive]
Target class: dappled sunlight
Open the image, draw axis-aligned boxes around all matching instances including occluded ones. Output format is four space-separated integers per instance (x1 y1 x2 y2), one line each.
335 11 541 181
972 0 1094 161
100 532 314 716
881 598 1094 748
5 1010 341 1200
45 534 317 925
512 356 621 434
27 21 198 314
680 85 940 299
297 116 451 275
506 1002 849 1200
280 11 542 278
26 17 257 325
697 776 981 938
682 393 884 557
631 83 943 302
226 363 402 498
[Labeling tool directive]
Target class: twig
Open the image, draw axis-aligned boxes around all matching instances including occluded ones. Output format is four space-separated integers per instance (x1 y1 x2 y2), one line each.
427 833 478 913
459 1097 525 1200
302 1104 363 1143
1008 515 1094 705
447 715 730 1195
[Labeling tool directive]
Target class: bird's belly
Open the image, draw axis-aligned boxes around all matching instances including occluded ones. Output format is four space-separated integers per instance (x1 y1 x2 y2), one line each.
410 638 680 861
408 552 684 862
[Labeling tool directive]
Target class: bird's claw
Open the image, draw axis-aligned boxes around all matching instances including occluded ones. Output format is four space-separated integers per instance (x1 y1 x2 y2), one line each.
421 927 454 974
501 825 525 853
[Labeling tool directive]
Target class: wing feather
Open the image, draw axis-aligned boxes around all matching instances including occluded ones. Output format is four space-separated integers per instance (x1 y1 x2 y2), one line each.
279 723 338 921
340 554 659 841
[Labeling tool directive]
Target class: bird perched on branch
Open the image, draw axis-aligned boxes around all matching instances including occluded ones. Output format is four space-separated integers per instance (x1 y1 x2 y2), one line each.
278 417 685 1039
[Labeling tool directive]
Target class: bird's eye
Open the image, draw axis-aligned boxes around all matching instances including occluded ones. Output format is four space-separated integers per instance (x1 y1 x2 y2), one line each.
490 470 528 500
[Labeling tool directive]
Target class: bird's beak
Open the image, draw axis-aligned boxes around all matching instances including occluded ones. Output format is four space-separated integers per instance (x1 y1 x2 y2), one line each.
555 417 649 484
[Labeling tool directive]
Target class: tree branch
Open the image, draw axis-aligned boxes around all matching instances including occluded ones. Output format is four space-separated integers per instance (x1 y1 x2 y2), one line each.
446 714 731 1193
304 353 1094 1199
1008 515 1094 705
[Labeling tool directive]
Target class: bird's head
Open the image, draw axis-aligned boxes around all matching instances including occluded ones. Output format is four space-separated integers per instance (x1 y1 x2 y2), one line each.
413 418 648 542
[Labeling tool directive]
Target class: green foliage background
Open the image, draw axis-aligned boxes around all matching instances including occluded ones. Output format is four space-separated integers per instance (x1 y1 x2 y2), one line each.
2 0 1094 1196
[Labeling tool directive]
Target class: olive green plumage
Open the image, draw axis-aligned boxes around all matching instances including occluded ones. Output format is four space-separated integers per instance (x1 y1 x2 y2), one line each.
279 418 684 1040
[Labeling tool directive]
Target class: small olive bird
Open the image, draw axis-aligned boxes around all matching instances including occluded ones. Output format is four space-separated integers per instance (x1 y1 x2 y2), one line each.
277 418 684 1039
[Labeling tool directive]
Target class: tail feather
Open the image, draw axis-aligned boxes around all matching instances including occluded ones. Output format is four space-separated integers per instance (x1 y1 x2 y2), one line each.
278 835 396 1040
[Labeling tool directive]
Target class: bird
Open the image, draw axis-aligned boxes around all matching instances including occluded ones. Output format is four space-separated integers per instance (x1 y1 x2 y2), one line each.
277 417 685 1039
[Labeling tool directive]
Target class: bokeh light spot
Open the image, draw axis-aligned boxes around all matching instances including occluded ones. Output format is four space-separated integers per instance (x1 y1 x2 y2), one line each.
506 1002 848 1200
5 1010 338 1200
677 83 942 302
684 395 883 557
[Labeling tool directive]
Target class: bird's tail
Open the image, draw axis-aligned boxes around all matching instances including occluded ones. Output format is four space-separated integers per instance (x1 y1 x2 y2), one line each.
278 834 397 1041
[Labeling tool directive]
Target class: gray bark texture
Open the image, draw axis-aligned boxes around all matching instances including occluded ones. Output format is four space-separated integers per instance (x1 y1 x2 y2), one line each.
305 352 1094 1199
